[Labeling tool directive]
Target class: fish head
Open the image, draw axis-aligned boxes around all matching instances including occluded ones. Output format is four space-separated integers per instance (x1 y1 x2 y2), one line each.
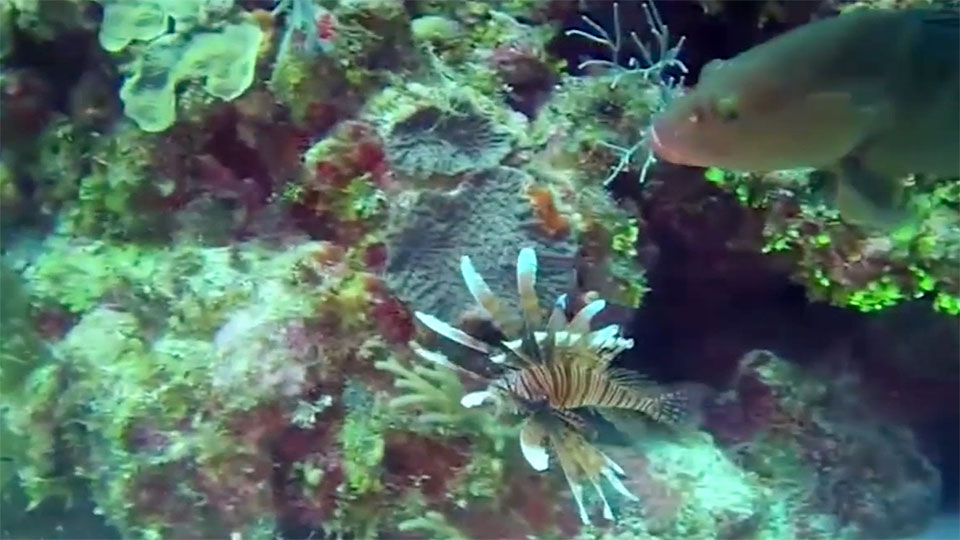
650 85 757 168
651 58 880 172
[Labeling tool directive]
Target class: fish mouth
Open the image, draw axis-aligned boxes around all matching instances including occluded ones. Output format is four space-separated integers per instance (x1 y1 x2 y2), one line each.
648 121 680 164
649 119 707 167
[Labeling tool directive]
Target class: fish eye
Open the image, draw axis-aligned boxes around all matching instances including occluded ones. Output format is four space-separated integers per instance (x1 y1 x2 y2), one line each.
715 96 739 122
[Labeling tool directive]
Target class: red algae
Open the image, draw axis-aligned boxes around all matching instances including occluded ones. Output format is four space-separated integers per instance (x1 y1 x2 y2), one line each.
383 432 470 501
368 293 415 345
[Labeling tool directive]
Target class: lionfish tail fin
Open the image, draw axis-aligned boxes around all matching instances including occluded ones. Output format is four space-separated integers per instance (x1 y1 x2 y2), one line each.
651 389 692 426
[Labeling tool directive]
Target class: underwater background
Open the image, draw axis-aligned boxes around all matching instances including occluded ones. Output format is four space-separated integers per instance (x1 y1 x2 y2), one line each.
0 0 958 539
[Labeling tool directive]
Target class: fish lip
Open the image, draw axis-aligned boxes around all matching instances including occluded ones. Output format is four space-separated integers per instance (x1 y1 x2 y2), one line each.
648 121 676 163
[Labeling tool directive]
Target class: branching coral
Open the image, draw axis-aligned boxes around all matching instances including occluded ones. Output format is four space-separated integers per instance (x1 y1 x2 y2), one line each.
561 0 687 185
374 354 512 448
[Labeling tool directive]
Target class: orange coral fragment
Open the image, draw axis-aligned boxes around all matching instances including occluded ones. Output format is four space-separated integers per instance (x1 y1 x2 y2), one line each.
527 185 569 238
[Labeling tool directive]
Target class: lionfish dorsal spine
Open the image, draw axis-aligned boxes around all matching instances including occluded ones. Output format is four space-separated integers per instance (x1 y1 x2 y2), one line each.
568 299 607 335
460 255 512 332
542 293 568 362
516 247 541 327
516 247 546 364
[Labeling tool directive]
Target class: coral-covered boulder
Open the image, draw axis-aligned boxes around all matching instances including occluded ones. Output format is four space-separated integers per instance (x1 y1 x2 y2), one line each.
383 167 576 322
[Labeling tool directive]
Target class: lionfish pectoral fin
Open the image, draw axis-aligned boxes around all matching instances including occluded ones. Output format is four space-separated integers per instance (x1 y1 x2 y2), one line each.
414 312 492 353
520 419 550 471
409 341 489 382
460 255 512 332
461 390 494 408
565 475 591 525
549 427 594 524
600 459 639 502
551 424 635 525
587 475 615 520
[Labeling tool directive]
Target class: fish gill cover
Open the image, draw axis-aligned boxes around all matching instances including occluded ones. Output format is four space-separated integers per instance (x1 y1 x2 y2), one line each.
0 0 956 539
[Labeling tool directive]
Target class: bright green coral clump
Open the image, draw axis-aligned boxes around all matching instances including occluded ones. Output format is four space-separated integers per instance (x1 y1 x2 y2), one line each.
339 381 387 496
705 167 960 315
119 22 262 132
97 0 262 132
97 1 169 52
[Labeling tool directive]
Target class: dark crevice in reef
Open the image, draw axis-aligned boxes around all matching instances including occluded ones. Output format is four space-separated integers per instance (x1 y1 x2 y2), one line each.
578 2 959 513
550 0 836 84
612 158 960 517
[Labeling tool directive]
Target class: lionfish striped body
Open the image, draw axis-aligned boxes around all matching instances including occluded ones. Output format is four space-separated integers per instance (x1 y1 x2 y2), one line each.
410 248 688 524
503 363 686 424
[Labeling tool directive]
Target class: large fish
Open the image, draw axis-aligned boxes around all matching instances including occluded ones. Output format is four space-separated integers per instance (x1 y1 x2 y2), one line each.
650 9 959 229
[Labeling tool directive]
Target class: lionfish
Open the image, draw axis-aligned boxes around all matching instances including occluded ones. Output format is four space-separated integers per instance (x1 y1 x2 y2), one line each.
409 248 688 524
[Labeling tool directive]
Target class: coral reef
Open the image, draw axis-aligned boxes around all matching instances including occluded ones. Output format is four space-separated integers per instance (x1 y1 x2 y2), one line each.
703 350 942 539
700 166 960 314
384 166 576 322
0 0 954 539
96 0 264 132
386 100 513 178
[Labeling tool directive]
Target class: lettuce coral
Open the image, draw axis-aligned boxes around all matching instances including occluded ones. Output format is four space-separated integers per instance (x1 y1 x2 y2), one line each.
97 0 262 132
119 22 263 132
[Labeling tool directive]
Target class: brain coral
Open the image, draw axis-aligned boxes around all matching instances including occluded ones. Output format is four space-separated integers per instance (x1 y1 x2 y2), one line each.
385 101 513 178
384 166 576 321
